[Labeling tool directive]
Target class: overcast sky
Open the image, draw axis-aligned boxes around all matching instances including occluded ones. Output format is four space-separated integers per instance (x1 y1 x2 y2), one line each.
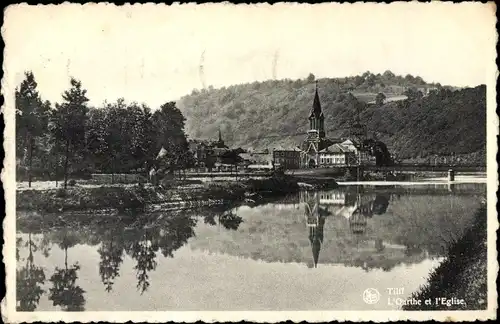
3 2 497 108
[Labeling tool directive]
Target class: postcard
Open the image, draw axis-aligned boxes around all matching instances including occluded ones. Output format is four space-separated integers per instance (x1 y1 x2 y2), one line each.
1 2 498 322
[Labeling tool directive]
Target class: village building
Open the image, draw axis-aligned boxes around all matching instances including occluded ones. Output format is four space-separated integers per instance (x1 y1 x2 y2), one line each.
318 143 355 166
188 129 233 170
272 145 301 169
188 140 210 167
241 149 274 171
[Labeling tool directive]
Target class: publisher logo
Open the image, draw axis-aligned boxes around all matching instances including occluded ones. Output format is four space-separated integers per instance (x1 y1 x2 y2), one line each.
363 288 381 304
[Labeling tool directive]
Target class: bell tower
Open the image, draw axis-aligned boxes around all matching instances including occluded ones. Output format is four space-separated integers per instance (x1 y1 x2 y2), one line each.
309 80 326 138
303 81 326 168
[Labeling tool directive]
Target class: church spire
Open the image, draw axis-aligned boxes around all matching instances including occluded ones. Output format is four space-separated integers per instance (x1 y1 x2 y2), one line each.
310 80 323 118
308 80 326 139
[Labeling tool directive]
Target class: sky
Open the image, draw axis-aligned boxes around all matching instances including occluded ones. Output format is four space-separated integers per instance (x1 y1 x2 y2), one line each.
3 2 497 108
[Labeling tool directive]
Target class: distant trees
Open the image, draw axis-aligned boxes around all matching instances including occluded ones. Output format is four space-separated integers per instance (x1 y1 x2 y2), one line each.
306 73 316 83
15 71 194 184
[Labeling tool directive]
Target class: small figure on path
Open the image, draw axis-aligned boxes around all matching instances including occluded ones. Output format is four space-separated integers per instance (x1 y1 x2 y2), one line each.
149 167 158 186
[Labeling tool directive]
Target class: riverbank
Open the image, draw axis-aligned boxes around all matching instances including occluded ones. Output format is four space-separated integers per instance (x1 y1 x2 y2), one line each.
403 204 488 310
16 173 338 213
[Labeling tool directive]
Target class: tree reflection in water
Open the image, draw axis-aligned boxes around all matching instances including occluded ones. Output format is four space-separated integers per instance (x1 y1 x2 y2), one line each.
98 227 125 292
203 204 244 231
16 233 46 311
218 211 243 230
48 229 86 311
115 210 198 294
129 235 158 294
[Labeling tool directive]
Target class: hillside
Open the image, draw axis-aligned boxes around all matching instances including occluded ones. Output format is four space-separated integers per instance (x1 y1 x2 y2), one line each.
177 72 485 162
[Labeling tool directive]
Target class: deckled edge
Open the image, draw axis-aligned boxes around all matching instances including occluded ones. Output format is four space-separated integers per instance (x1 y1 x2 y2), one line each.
0 2 498 323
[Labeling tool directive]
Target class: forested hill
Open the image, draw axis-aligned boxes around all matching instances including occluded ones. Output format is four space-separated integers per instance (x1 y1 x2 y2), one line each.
177 72 486 162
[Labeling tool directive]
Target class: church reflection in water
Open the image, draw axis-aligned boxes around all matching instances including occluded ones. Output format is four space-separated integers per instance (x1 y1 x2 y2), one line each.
300 189 390 268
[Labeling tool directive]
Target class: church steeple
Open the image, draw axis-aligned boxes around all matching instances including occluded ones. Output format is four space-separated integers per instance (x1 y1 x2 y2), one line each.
310 81 323 118
214 127 228 149
309 80 325 138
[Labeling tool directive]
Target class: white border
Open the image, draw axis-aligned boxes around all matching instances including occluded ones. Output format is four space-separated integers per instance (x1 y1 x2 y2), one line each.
2 2 498 322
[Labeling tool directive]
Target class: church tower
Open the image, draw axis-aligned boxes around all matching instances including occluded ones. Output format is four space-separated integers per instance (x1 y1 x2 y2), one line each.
303 81 326 168
214 127 228 149
309 80 326 138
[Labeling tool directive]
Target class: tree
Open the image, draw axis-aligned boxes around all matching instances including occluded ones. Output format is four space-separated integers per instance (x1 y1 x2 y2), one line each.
365 74 376 87
353 75 364 87
15 72 50 187
404 87 422 101
375 92 386 106
153 102 191 177
404 74 415 84
51 78 89 188
414 76 425 85
382 70 395 80
306 73 316 83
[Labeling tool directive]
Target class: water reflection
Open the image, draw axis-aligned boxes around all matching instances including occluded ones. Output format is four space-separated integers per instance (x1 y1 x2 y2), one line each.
203 205 244 231
16 233 46 311
15 183 485 310
293 185 483 270
48 229 86 311
98 227 125 293
301 190 394 269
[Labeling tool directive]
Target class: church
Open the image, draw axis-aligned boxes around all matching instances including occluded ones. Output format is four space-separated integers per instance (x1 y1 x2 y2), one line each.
300 81 374 168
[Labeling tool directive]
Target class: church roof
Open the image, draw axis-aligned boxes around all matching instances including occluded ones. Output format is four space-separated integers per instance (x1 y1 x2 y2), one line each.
273 145 302 152
320 143 355 154
309 81 324 119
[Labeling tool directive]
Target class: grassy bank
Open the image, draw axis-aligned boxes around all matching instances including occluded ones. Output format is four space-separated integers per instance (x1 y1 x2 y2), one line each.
17 173 337 213
402 204 488 310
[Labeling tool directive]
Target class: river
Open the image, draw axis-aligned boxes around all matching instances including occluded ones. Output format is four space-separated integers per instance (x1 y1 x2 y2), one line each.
15 182 486 311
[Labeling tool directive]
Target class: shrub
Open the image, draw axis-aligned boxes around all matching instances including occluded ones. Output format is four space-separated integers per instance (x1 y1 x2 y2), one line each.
55 188 67 198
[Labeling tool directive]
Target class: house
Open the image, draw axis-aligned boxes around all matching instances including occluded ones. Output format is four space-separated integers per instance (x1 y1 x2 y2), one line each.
319 143 356 167
188 129 234 169
272 146 301 169
242 150 274 171
188 140 210 167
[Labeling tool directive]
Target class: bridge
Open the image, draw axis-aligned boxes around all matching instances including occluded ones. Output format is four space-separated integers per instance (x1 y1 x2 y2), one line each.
288 164 486 177
360 164 486 173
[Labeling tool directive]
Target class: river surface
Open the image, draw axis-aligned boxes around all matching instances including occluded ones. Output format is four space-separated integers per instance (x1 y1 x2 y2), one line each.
16 182 486 311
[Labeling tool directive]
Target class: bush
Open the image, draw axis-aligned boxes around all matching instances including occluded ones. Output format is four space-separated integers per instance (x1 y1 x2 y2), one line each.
68 179 77 186
55 188 67 198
